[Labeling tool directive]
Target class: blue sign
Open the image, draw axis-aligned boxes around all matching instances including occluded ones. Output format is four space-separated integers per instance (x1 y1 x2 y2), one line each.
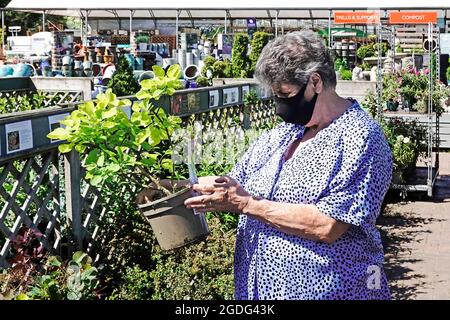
246 18 257 29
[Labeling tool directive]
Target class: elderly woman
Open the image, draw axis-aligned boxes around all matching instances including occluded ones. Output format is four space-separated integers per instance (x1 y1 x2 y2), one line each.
139 30 393 300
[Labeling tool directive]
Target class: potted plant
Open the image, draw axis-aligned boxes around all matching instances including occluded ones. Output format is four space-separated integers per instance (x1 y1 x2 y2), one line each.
135 35 150 51
400 85 416 110
399 69 429 111
47 64 209 251
107 55 140 97
381 117 427 184
382 74 400 111
391 135 416 184
211 59 232 78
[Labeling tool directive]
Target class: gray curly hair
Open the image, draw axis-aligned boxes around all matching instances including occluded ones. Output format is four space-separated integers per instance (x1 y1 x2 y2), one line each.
255 30 336 90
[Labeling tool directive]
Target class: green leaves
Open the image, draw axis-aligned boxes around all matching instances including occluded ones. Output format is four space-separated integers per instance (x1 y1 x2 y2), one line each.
166 64 182 79
101 107 117 119
136 64 182 101
15 293 30 300
136 130 151 145
23 251 99 300
161 158 173 171
0 91 49 114
249 32 270 77
85 149 100 165
45 66 182 192
83 101 96 117
232 33 250 78
58 144 72 153
72 251 92 266
152 65 166 77
47 127 70 141
48 256 62 267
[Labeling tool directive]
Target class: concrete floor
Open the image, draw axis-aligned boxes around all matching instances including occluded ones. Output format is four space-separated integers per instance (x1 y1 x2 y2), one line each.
378 152 450 300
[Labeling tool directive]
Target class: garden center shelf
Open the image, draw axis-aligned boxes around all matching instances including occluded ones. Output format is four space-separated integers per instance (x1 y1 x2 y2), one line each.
383 111 441 197
383 111 448 147
390 166 439 196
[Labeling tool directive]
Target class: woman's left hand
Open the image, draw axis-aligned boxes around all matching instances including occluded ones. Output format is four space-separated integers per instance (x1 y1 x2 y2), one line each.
184 176 251 214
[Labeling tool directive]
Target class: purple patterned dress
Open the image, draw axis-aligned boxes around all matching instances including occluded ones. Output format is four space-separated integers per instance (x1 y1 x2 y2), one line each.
229 101 392 300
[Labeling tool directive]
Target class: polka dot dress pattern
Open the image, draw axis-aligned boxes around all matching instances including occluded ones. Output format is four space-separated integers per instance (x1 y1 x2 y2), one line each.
229 101 393 300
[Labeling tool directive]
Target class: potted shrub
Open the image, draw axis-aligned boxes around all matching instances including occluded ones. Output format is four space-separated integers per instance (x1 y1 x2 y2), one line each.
200 55 216 77
211 59 232 78
382 74 400 111
107 55 140 97
381 117 427 184
47 64 209 251
339 68 353 81
391 135 416 184
135 35 150 51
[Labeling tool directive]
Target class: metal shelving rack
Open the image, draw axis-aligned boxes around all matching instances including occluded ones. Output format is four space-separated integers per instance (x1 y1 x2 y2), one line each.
378 21 441 197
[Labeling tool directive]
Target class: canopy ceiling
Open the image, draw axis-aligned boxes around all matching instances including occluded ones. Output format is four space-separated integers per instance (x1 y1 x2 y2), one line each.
4 0 450 19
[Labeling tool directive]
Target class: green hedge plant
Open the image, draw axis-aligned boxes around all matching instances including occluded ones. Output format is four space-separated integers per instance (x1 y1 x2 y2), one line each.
231 33 250 78
248 32 270 77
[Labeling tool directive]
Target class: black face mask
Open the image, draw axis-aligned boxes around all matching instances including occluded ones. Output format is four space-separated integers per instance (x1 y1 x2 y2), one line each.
274 85 318 126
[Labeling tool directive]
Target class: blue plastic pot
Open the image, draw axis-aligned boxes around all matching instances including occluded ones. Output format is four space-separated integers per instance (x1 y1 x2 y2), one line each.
0 65 14 77
12 64 33 77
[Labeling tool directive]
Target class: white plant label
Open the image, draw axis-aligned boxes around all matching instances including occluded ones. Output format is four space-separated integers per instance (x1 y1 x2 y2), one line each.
5 120 33 154
223 87 239 105
121 106 132 119
48 113 70 142
209 90 219 108
242 85 250 99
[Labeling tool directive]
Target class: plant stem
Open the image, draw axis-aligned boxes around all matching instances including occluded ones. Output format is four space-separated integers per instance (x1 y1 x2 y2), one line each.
137 165 172 196
153 108 177 184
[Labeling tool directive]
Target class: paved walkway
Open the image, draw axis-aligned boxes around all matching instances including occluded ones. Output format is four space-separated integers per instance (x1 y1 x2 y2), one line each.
378 152 450 300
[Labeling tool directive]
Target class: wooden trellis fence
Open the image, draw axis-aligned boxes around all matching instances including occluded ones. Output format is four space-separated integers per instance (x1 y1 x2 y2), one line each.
0 81 275 268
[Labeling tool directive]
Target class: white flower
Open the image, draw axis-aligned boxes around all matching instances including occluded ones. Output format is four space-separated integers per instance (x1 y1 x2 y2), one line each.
396 135 404 142
403 137 411 144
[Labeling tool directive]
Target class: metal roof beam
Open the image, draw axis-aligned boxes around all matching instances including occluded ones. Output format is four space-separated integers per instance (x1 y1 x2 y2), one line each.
186 9 195 28
148 9 158 29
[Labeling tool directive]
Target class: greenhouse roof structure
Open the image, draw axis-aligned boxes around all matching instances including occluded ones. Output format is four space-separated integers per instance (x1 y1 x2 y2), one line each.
4 0 450 19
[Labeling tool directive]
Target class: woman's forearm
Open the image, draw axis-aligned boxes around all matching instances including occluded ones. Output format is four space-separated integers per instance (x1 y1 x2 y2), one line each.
242 197 350 244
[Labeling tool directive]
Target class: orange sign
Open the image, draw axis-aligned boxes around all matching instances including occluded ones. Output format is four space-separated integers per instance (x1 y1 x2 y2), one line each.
389 12 437 24
334 12 380 24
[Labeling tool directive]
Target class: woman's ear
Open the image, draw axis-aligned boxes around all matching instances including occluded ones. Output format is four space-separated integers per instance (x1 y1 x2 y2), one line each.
311 73 323 94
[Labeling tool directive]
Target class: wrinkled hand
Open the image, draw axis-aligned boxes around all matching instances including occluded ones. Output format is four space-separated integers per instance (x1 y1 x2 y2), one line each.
184 176 251 214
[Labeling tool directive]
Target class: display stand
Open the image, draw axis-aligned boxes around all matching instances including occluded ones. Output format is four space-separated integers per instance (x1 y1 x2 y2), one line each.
332 11 440 196
331 11 381 77
383 12 441 197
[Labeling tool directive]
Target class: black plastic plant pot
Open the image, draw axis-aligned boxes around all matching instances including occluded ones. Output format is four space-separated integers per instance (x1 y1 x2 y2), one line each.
138 188 209 251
